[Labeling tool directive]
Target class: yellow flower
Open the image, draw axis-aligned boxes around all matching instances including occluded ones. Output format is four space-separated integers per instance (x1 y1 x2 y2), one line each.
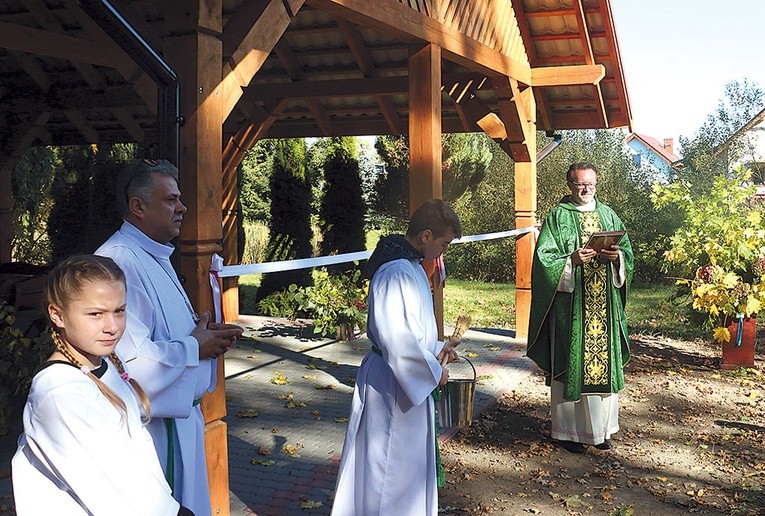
721 273 739 289
745 297 762 317
713 326 731 343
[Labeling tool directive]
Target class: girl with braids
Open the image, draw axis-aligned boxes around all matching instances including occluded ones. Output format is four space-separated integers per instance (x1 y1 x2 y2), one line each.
12 255 192 515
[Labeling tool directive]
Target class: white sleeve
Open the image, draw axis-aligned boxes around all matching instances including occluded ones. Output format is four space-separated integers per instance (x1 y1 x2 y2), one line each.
557 256 576 293
611 250 626 288
372 268 442 406
24 385 179 516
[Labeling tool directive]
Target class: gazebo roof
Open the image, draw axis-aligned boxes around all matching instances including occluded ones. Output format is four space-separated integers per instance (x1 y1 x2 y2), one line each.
0 0 631 150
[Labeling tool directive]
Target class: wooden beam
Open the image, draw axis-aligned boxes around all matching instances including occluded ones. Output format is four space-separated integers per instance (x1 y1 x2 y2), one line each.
337 18 404 134
573 0 607 126
65 0 157 114
21 0 108 91
531 64 605 87
247 114 478 138
243 76 408 100
4 86 145 115
242 72 490 101
596 0 632 129
273 40 333 135
220 0 305 121
111 107 145 142
0 21 116 67
409 43 442 207
65 110 99 143
222 0 271 60
307 0 532 83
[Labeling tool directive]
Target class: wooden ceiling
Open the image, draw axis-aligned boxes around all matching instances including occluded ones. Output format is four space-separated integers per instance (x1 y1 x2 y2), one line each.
0 0 632 152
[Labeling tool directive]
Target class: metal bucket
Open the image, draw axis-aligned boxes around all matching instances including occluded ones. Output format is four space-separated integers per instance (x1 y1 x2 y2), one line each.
437 356 477 428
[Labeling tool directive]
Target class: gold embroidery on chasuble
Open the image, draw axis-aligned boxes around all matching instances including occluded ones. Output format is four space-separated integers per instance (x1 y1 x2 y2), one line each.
578 211 609 386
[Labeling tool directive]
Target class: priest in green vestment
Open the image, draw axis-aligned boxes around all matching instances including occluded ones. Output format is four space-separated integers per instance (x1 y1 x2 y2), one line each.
526 162 633 454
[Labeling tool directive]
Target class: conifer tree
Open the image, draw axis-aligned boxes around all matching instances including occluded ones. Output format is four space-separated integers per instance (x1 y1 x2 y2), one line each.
255 138 313 303
319 137 366 274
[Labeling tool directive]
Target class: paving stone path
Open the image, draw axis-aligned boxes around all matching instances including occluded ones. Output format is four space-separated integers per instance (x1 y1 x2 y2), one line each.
0 315 533 516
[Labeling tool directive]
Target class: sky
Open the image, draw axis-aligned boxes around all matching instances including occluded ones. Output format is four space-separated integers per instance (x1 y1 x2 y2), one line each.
610 0 765 145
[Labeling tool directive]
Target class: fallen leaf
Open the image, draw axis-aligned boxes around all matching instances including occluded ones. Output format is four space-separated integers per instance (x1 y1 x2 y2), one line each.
270 371 289 385
282 442 304 457
236 409 259 418
251 459 276 466
300 499 324 509
334 417 349 423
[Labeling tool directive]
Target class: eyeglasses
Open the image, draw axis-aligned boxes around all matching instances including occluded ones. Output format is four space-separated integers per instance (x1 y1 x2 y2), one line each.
568 181 597 189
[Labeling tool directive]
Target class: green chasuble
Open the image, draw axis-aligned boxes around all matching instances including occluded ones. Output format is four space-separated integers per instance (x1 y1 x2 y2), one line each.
526 197 633 402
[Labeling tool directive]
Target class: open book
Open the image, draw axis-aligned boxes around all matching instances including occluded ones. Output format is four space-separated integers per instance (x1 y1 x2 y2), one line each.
585 230 626 253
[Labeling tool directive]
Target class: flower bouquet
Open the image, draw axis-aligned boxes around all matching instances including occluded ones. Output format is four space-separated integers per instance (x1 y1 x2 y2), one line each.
653 166 765 359
691 260 765 343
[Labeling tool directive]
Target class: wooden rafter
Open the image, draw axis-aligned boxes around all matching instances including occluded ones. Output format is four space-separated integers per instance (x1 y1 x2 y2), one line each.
307 0 533 83
337 18 404 134
273 40 333 135
112 107 144 142
65 109 99 142
596 0 632 128
220 0 305 121
508 0 552 129
66 0 157 114
573 0 607 127
531 64 604 87
0 21 115 68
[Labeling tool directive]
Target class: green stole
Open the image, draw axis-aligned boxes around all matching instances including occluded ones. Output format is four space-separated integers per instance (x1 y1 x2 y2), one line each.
526 198 633 401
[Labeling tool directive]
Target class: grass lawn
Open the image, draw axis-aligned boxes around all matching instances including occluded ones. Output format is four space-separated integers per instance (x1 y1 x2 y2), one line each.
238 274 703 341
443 280 704 341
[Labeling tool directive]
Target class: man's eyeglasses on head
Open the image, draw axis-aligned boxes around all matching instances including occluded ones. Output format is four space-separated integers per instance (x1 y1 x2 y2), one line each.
568 181 597 189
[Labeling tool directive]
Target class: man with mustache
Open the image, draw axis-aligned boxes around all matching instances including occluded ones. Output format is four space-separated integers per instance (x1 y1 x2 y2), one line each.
97 159 242 515
526 162 633 454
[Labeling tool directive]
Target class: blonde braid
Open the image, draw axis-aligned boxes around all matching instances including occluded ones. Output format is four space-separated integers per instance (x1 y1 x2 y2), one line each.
108 351 152 423
52 332 128 420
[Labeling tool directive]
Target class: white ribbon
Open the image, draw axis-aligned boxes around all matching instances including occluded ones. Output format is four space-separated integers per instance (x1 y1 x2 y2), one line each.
214 226 537 278
209 253 224 323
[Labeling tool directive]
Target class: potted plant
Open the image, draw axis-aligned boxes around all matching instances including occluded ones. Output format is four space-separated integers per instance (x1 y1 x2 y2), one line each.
652 166 765 367
293 268 368 340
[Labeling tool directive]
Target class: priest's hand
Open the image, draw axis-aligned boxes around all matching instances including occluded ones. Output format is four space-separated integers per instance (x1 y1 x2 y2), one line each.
438 339 460 364
439 366 450 386
571 247 597 266
599 245 620 262
193 312 244 359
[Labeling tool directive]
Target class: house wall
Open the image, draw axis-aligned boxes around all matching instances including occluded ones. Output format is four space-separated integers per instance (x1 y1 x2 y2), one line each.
626 139 673 181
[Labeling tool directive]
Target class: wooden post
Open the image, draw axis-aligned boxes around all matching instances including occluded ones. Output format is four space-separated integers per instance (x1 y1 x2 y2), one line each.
514 160 537 340
163 1 229 514
408 43 445 338
513 86 537 339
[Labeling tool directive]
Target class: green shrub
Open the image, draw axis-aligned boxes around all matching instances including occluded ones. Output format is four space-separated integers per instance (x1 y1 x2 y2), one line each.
0 302 53 436
256 269 368 338
257 284 302 320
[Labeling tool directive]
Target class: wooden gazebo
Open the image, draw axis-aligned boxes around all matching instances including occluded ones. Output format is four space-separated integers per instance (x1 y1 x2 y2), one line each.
0 0 631 513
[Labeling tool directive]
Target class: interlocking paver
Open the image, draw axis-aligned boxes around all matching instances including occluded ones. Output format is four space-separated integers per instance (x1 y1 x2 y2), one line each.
226 315 533 515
